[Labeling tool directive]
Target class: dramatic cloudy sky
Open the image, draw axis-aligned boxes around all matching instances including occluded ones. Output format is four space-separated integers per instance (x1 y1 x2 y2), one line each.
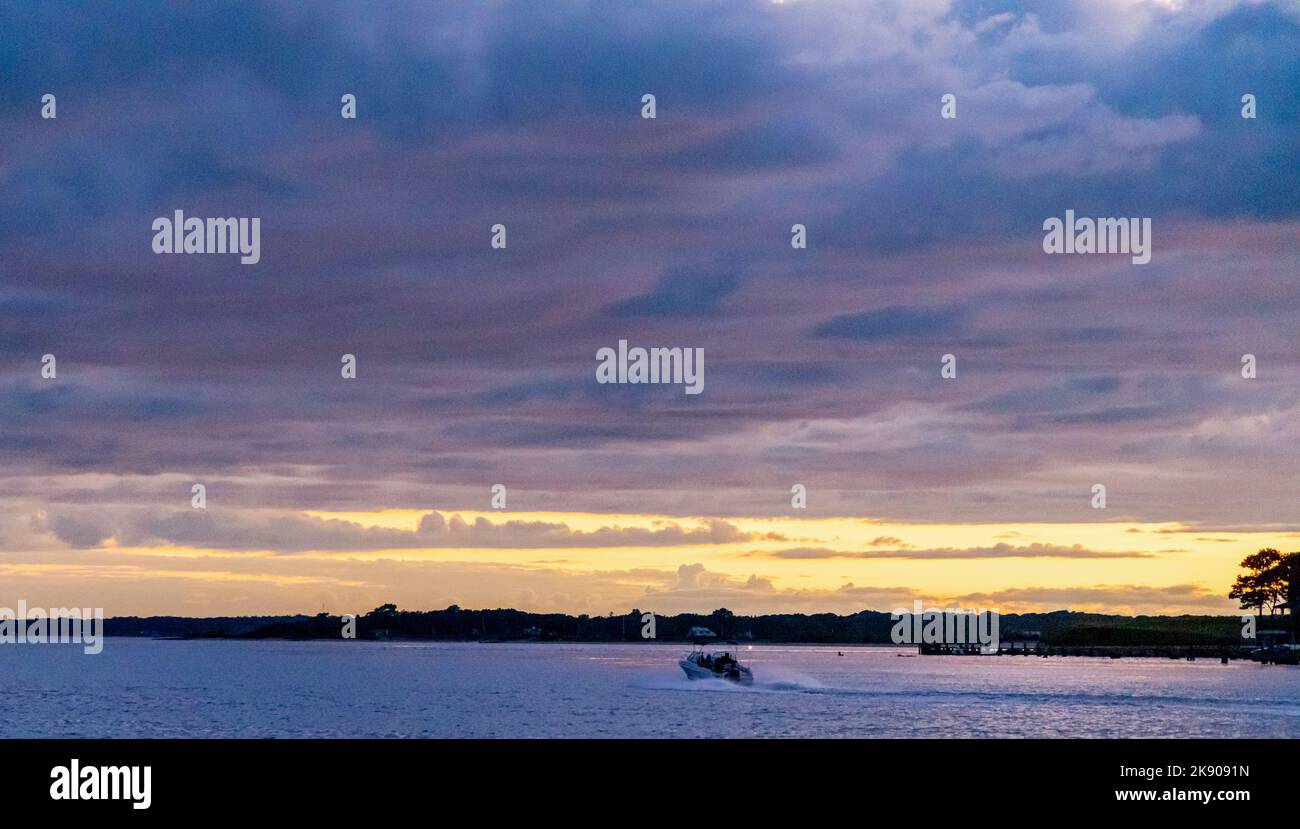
2 0 1298 616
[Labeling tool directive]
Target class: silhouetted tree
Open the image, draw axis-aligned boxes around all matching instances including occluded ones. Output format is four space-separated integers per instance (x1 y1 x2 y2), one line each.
1278 553 1300 614
1230 549 1285 615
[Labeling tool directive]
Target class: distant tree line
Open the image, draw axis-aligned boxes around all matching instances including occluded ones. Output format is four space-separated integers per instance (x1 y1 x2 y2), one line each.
104 605 1249 646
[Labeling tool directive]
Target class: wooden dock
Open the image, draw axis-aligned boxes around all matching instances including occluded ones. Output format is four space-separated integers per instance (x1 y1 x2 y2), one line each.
917 642 1280 661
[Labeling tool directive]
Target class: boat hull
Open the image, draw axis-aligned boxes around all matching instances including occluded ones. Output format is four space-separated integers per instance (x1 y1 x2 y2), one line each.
679 659 754 685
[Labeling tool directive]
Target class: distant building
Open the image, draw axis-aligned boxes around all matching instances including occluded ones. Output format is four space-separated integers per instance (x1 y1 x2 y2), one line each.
1251 615 1293 648
688 626 716 639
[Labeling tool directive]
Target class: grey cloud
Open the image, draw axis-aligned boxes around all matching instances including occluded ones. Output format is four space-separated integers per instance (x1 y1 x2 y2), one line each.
39 508 781 553
0 0 1297 531
762 543 1153 560
813 306 967 341
607 266 742 318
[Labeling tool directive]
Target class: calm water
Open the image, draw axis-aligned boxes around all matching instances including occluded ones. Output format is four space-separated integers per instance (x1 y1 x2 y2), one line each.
3 639 1299 738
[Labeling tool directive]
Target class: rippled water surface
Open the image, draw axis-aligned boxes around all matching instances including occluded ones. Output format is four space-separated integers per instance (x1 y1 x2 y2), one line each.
3 639 1298 737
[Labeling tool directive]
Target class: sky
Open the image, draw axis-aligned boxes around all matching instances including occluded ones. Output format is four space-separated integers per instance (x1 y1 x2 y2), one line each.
1 0 1298 618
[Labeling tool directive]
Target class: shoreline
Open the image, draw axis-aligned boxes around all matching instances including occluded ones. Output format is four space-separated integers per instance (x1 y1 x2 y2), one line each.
83 637 1300 663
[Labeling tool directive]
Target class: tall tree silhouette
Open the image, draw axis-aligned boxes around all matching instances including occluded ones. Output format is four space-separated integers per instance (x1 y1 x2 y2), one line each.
1229 549 1286 615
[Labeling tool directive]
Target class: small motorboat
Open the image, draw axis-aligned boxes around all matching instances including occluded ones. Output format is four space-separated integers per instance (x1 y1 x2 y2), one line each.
679 643 753 685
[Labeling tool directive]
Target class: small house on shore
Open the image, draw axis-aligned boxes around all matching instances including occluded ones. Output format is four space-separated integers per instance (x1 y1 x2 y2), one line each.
1248 612 1295 648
